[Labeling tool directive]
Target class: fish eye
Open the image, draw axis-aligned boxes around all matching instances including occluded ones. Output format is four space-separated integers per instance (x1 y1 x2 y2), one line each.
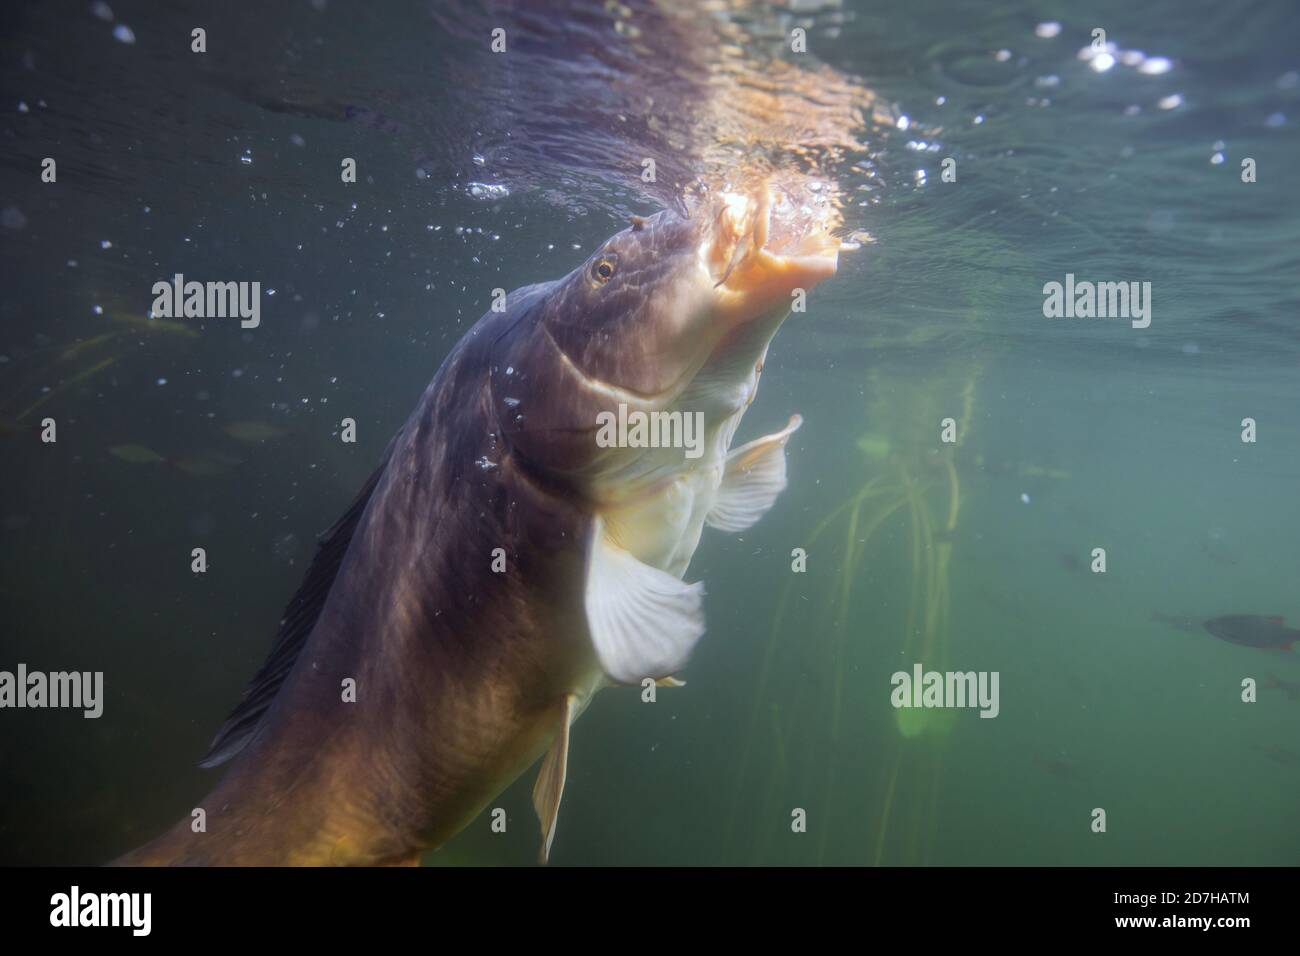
591 254 617 285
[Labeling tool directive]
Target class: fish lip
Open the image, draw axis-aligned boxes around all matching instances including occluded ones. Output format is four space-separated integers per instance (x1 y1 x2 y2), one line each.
705 185 841 299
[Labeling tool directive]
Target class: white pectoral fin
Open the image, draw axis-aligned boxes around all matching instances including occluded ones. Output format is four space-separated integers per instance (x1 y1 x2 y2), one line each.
584 517 706 685
706 414 803 533
533 693 579 865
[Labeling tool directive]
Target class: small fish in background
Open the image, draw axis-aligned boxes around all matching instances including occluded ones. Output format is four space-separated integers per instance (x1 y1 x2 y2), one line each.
108 444 166 464
108 444 241 477
222 420 288 442
1031 751 1082 783
1262 674 1300 701
1204 615 1299 651
1060 550 1110 576
1255 744 1300 771
1154 612 1300 649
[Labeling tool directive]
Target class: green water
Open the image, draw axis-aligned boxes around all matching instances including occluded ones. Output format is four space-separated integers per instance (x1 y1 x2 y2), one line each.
1 0 1297 865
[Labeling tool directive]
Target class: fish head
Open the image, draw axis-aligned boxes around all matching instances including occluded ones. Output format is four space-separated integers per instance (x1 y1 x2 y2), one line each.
543 182 841 398
492 181 842 490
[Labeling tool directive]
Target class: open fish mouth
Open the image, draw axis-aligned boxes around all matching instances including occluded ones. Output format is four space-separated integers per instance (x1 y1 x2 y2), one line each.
703 181 844 306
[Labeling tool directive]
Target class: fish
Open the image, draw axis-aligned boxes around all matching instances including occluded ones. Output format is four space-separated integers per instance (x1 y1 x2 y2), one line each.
222 421 288 442
1255 744 1300 771
1262 674 1300 701
114 183 842 866
171 453 243 478
1203 615 1300 651
107 445 241 477
1031 751 1083 783
108 444 166 464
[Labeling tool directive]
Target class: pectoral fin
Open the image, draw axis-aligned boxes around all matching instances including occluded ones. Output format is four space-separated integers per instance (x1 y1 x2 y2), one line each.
584 517 706 684
533 693 579 864
706 414 802 532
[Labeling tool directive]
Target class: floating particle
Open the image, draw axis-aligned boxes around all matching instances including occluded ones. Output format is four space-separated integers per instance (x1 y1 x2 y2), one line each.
112 24 135 44
1035 21 1061 38
1 206 27 230
1090 52 1116 72
272 532 302 564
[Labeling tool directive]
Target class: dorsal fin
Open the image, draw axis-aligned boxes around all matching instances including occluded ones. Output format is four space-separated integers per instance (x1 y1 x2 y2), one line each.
198 429 402 768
